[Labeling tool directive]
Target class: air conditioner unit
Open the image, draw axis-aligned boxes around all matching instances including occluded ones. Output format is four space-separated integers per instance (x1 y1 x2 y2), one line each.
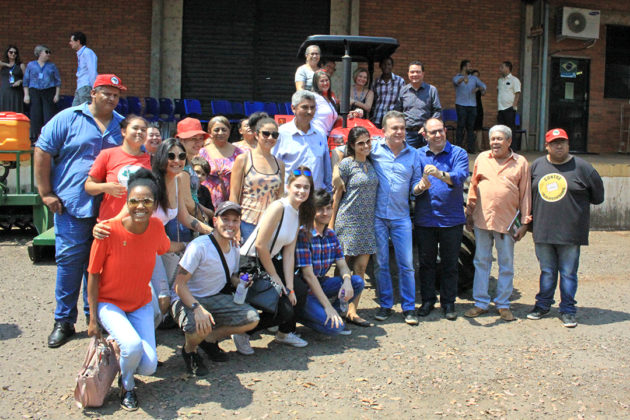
556 7 600 40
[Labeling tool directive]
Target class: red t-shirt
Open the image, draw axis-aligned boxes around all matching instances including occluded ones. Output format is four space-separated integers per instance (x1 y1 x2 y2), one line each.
88 146 152 221
87 218 170 312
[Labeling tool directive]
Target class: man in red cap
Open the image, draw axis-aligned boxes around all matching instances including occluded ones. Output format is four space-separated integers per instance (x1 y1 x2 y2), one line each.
34 74 127 348
526 128 604 328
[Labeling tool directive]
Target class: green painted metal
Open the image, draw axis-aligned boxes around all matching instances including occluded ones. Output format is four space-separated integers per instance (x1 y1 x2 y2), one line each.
33 226 55 246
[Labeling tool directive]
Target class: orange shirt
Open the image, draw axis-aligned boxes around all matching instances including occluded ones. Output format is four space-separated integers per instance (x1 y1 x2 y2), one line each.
465 151 532 234
88 217 170 312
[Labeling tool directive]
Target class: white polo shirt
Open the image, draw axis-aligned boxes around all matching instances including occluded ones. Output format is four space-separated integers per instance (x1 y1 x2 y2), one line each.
497 73 521 111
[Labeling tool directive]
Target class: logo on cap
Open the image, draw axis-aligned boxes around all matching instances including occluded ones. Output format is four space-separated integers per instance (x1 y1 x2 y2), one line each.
553 129 560 135
110 76 119 85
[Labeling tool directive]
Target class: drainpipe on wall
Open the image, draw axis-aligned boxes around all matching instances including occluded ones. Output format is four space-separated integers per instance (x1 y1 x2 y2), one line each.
538 1 550 151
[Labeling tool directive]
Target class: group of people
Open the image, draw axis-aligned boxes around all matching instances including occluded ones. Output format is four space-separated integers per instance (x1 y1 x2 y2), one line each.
33 44 604 412
0 32 97 140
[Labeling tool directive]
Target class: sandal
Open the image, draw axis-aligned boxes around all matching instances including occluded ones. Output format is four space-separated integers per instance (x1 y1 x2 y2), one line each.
346 315 372 327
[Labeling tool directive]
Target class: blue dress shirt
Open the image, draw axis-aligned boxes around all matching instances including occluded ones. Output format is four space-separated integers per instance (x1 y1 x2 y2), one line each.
453 74 487 107
371 140 423 220
76 46 98 89
414 142 469 227
273 119 332 192
36 104 124 218
23 61 61 90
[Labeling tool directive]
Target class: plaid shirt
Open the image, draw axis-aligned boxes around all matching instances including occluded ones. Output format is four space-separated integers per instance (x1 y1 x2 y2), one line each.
295 227 344 278
371 72 405 126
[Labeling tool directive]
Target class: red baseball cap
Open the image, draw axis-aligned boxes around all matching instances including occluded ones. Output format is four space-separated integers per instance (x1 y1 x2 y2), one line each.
176 117 210 140
545 128 569 144
93 74 127 91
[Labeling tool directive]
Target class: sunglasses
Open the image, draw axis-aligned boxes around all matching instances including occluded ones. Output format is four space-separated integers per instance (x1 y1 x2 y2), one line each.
168 152 187 161
292 169 312 177
355 139 372 147
259 130 280 139
45 50 51 54
8 50 16 54
128 197 155 207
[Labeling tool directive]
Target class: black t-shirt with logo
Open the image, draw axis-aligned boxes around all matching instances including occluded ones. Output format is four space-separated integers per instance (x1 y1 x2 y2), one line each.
531 156 604 245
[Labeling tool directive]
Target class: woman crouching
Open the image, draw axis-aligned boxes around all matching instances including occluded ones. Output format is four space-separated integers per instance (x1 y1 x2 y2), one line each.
87 169 179 411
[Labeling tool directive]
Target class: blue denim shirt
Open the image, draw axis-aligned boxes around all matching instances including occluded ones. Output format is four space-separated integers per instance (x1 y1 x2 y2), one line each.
372 140 423 220
23 61 61 90
414 142 469 227
36 104 124 218
76 46 98 89
453 74 487 107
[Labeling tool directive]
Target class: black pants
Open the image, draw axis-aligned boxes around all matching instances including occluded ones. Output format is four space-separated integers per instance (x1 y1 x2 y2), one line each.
456 105 477 151
497 107 520 151
416 224 463 305
247 257 308 335
29 87 56 141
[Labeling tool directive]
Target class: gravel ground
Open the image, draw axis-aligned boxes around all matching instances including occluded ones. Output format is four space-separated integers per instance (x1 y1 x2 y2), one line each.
1 230 629 419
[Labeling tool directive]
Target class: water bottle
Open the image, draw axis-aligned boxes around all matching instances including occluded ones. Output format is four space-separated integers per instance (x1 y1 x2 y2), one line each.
339 289 348 313
233 273 249 304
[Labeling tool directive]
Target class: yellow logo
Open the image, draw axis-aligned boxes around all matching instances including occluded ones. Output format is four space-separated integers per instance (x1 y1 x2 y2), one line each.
538 173 567 202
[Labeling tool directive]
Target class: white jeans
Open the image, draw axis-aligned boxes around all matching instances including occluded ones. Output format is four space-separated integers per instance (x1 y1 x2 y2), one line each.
98 302 157 391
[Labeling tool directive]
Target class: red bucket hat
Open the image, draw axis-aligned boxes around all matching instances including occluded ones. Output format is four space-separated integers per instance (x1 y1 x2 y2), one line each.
177 117 209 140
93 74 127 91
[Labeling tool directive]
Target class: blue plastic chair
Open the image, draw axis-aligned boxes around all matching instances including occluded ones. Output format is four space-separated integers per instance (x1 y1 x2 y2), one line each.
56 95 74 112
127 96 143 115
230 101 245 118
115 97 128 116
263 102 279 116
244 101 265 116
210 100 232 116
159 98 176 122
284 102 294 115
144 97 160 122
182 99 207 122
174 99 184 120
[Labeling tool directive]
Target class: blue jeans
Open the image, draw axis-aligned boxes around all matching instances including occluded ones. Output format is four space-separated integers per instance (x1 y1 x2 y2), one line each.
405 130 425 149
53 212 95 323
98 302 157 391
455 105 477 150
472 227 515 309
240 221 256 243
375 216 416 311
298 275 365 335
534 243 581 315
165 219 193 243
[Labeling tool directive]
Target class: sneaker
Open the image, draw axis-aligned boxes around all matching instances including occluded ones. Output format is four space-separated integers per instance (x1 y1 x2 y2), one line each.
182 348 208 377
464 306 489 318
498 308 516 322
526 306 549 320
561 313 577 328
120 388 138 411
198 340 229 362
274 332 308 347
232 333 254 355
338 326 352 335
374 307 393 321
403 310 419 325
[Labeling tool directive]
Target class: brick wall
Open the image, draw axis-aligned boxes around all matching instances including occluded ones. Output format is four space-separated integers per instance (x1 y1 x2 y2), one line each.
548 0 630 153
1 0 152 98
359 0 523 131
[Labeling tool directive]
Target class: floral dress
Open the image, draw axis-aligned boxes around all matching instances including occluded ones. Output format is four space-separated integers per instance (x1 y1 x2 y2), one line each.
199 146 243 208
335 157 378 256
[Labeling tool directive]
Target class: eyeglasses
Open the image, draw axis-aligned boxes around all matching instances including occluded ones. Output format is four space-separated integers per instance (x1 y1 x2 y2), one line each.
427 129 445 135
128 197 155 207
292 169 312 177
168 152 187 161
259 130 279 139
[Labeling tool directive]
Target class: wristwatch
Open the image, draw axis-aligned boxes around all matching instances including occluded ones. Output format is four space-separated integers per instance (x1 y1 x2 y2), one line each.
191 302 200 311
441 171 446 178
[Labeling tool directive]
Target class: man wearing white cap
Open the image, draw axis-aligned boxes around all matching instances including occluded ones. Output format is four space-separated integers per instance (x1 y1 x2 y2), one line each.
35 74 127 347
526 128 604 328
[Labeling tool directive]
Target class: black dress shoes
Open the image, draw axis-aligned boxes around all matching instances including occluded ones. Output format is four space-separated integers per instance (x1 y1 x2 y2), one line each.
47 321 75 348
443 303 457 320
417 302 435 317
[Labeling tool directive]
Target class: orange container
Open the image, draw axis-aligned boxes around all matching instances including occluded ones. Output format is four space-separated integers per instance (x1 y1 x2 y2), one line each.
0 112 31 162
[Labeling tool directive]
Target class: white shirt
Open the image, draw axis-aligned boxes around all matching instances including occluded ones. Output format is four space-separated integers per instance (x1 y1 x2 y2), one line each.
497 73 521 111
175 235 240 299
311 92 338 135
241 197 299 258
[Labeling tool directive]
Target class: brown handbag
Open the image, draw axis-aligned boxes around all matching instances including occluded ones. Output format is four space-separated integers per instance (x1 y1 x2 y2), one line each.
74 336 120 408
